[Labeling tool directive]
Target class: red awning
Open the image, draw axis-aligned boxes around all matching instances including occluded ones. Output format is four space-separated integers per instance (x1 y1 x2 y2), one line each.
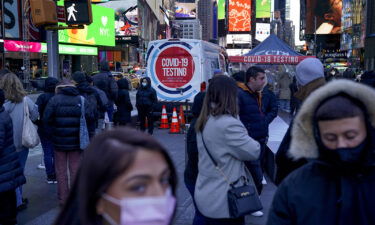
229 55 315 64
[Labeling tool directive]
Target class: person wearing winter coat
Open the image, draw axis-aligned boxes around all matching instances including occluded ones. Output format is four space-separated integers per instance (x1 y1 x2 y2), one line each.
0 73 39 210
136 77 157 134
72 71 104 138
277 72 292 113
275 58 326 185
0 89 26 225
195 75 260 225
268 79 375 225
86 75 108 131
114 78 133 126
43 80 94 205
36 77 59 184
92 61 118 122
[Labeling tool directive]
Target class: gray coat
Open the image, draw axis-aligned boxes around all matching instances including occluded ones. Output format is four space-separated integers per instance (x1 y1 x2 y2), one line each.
195 115 260 218
4 96 39 151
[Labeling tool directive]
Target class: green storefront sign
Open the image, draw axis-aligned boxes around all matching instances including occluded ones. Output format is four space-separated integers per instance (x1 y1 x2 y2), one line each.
41 43 98 55
57 0 115 46
256 0 271 18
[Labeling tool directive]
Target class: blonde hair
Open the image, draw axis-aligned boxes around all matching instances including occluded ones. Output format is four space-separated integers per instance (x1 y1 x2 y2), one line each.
0 73 26 103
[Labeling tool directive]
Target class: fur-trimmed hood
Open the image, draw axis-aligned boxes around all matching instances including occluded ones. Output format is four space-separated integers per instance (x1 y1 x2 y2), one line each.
289 79 375 160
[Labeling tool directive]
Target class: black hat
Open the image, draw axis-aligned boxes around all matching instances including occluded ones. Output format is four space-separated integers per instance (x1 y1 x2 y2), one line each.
72 71 86 84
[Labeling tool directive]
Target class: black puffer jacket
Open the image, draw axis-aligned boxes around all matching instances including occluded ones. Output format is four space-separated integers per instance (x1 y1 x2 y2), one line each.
43 85 94 151
92 71 118 101
114 79 133 124
36 77 58 135
136 77 157 111
237 82 270 142
0 107 26 192
76 82 104 136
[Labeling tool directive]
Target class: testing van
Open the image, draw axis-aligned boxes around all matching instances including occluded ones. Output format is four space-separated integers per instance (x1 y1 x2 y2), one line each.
146 39 227 104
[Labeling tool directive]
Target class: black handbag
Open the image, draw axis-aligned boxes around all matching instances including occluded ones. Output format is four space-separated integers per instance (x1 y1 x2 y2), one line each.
201 135 263 218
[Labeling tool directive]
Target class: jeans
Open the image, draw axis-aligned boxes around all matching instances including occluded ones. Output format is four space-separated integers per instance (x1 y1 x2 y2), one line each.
54 150 81 205
16 148 29 207
39 132 55 178
107 101 114 122
245 143 266 195
203 217 244 225
138 110 154 134
0 190 17 225
185 183 206 225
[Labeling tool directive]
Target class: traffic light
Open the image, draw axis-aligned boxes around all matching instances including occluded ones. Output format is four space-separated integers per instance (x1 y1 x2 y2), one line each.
30 0 58 26
64 0 92 25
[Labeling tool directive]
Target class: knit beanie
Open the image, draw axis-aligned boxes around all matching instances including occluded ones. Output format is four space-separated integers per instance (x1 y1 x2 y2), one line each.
72 71 86 84
296 58 324 86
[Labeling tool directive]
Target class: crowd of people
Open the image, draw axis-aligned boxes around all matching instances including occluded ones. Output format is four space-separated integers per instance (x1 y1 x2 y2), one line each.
0 57 375 225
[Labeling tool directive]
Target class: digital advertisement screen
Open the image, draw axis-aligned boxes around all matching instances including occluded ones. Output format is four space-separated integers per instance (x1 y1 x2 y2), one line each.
58 0 115 46
306 0 342 34
256 0 271 18
218 0 225 20
175 3 196 18
255 23 270 41
228 0 251 32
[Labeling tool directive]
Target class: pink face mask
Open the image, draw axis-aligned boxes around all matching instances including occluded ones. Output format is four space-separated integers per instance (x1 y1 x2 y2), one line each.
101 189 176 225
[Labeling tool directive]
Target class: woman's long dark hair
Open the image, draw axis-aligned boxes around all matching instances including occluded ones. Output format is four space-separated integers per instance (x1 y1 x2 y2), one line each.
195 75 238 132
54 128 177 225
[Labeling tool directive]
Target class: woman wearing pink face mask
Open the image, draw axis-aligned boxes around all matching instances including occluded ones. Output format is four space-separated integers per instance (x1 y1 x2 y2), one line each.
54 127 178 225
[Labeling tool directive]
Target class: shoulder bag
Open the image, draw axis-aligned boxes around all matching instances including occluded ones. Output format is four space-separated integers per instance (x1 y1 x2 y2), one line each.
79 96 90 150
200 134 263 218
22 97 40 148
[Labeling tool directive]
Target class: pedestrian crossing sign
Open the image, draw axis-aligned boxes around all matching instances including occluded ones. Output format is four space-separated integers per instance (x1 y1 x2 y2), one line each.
64 0 92 25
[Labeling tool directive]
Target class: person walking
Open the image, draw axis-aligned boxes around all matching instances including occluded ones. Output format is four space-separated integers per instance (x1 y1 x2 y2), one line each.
195 75 260 225
237 66 277 216
277 72 292 113
136 77 157 134
35 77 59 184
0 89 26 225
268 79 375 225
114 78 133 126
43 79 94 205
92 61 118 122
72 71 103 138
275 58 326 185
54 127 177 225
0 73 39 211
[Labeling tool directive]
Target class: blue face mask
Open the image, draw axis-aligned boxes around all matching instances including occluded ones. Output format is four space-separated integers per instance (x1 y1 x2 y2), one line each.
142 82 147 87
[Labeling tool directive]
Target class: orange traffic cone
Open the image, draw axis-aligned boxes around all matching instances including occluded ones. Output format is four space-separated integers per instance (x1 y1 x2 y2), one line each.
179 105 186 127
159 105 169 129
169 107 180 134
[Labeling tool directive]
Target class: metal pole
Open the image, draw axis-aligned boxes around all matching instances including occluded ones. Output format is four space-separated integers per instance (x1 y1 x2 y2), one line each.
47 30 59 78
1 0 5 69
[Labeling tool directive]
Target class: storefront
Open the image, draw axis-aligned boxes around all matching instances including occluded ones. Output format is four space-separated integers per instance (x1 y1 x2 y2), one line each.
3 40 98 78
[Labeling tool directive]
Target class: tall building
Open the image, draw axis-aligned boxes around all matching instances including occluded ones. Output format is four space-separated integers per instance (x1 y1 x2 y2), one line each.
365 0 375 70
198 0 213 41
175 19 202 39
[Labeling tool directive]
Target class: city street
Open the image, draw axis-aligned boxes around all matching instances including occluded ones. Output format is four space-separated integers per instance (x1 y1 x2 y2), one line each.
17 125 282 225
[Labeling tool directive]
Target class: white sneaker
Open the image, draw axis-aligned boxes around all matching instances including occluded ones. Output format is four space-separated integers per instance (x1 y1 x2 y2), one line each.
37 164 45 170
251 211 264 217
262 176 267 185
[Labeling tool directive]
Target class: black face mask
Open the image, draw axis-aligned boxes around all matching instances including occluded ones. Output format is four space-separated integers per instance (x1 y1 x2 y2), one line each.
333 140 367 164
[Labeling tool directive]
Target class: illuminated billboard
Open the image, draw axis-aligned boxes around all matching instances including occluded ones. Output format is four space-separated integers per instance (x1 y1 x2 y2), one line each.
256 0 271 18
306 0 342 34
228 0 251 32
255 23 270 41
175 3 196 18
58 0 115 46
218 0 225 20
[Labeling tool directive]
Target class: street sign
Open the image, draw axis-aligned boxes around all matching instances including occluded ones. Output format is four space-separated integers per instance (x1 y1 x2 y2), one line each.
64 0 92 25
57 6 66 22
